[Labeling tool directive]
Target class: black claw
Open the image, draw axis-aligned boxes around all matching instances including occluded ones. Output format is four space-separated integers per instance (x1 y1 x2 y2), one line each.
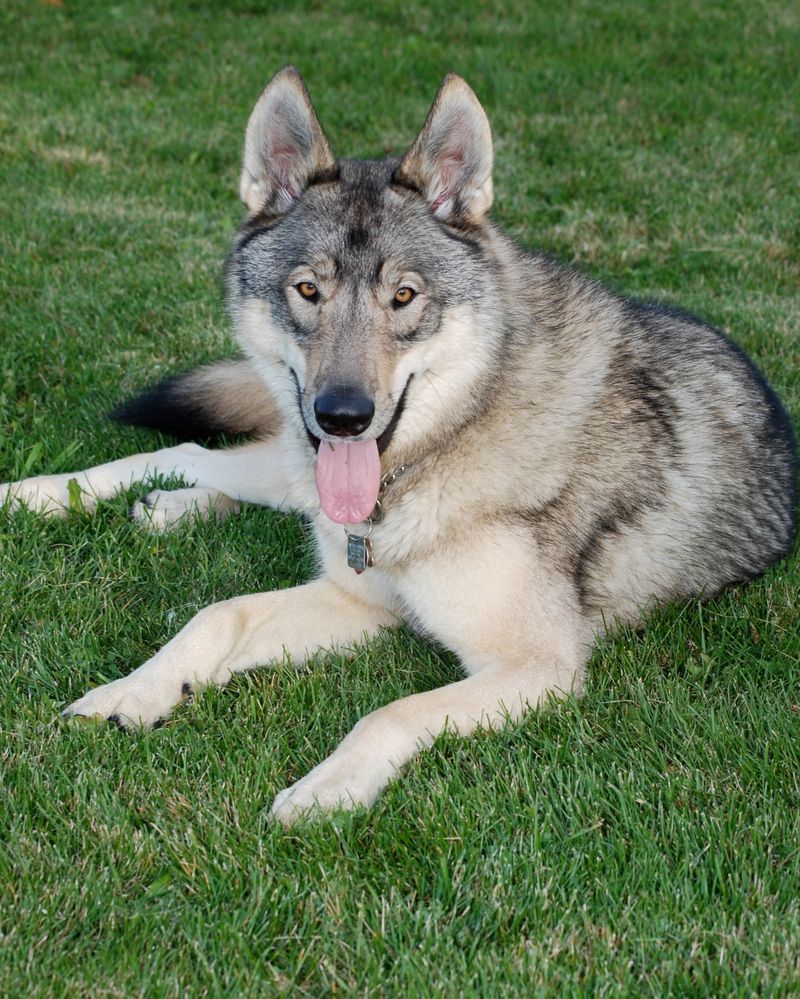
181 682 193 697
107 713 125 731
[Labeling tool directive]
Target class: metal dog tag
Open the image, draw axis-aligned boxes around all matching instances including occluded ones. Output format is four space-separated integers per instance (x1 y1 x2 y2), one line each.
346 533 373 573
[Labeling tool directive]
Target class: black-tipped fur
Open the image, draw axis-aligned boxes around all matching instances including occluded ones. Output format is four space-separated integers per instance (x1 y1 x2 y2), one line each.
110 359 279 443
110 374 219 441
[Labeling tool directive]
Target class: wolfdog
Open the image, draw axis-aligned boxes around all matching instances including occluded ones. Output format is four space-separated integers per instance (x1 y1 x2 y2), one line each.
2 68 796 823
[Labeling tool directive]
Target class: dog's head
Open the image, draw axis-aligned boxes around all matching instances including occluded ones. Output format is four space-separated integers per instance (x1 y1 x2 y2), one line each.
228 67 502 522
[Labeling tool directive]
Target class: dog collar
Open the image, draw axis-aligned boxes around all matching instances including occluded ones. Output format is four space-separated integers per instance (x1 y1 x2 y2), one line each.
344 464 408 572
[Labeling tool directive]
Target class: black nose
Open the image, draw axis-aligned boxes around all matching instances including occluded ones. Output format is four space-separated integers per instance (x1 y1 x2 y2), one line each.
314 386 375 437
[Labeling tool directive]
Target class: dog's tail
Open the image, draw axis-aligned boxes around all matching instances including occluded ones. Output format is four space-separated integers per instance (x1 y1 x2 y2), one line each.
110 358 279 442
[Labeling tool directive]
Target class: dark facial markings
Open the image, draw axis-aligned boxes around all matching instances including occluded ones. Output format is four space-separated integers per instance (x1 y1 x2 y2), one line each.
395 299 443 343
376 375 413 452
305 164 342 188
235 219 281 255
233 157 488 352
347 225 369 250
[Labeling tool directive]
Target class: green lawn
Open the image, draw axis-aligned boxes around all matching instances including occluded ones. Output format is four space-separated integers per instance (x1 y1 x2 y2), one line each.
1 0 798 993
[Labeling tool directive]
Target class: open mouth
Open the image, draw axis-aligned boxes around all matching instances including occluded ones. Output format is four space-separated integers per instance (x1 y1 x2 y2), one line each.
291 374 412 524
295 375 412 456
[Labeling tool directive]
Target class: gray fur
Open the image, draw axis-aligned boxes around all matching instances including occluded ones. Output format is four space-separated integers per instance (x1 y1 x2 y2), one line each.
226 73 795 624
5 69 796 821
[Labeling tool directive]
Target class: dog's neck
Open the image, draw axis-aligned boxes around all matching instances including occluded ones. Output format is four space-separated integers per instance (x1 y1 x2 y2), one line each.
343 462 411 572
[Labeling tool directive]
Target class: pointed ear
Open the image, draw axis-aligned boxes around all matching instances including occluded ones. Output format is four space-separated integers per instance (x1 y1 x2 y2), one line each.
395 74 493 225
240 66 335 216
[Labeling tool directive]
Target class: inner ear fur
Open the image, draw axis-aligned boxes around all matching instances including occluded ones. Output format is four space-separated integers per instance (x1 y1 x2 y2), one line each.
240 66 335 216
396 73 494 225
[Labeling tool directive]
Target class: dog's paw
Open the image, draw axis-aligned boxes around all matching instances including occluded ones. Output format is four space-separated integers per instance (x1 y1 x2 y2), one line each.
268 753 386 826
62 675 186 730
131 487 240 533
0 474 86 516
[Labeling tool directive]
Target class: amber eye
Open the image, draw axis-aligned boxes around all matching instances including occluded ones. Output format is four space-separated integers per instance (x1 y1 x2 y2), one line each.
394 286 416 306
296 281 318 301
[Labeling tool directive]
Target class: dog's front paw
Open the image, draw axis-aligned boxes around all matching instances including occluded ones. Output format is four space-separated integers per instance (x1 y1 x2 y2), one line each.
269 751 390 826
131 487 240 533
1 474 82 516
63 674 186 730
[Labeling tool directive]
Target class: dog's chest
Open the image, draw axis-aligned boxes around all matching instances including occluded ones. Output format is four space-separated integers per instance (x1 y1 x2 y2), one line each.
309 471 457 604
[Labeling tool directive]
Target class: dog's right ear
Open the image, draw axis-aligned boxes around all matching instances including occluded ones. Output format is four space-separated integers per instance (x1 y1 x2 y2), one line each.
240 66 335 216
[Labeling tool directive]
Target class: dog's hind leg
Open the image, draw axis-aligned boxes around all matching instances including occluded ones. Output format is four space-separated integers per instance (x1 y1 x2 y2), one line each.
62 579 397 729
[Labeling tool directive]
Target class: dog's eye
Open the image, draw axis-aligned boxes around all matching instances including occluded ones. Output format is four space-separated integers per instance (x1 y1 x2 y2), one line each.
394 287 416 306
296 281 319 301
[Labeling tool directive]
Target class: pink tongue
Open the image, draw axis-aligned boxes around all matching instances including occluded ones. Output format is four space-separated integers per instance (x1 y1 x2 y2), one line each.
315 439 381 524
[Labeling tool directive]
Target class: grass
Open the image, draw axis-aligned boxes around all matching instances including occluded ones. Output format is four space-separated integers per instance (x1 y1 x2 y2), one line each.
1 0 799 993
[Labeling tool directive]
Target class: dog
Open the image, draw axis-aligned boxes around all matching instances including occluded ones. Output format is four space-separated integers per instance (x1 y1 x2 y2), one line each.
2 67 796 824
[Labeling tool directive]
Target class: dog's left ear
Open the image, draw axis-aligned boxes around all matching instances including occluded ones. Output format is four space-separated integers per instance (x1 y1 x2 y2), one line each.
396 74 493 225
240 66 335 216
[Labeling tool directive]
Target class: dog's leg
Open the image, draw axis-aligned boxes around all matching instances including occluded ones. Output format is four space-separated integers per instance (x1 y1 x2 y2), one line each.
63 579 397 728
1 443 206 515
269 528 591 824
0 435 305 515
131 487 241 532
